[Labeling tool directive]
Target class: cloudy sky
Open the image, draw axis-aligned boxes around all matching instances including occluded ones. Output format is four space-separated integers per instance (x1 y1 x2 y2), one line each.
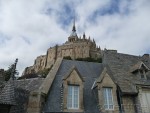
0 0 150 75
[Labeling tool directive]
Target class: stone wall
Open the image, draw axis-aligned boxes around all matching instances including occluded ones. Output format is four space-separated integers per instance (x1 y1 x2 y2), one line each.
27 91 45 113
34 55 46 72
23 36 101 75
122 95 136 113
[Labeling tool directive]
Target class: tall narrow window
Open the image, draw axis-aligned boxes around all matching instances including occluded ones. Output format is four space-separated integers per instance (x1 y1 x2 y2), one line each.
67 85 79 109
103 88 114 110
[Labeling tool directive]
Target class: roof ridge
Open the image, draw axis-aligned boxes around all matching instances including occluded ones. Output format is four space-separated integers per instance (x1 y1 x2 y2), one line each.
40 58 63 94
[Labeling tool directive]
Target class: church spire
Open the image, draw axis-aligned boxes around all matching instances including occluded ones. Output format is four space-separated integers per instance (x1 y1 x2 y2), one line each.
72 17 76 32
69 17 77 38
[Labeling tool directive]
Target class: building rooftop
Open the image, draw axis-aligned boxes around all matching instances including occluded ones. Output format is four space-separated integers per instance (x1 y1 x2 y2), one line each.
43 60 103 113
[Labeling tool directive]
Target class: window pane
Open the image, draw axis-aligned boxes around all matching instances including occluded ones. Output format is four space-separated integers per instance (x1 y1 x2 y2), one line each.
104 105 108 109
67 86 73 108
109 105 113 109
103 89 107 103
73 86 79 108
67 85 79 109
103 88 114 110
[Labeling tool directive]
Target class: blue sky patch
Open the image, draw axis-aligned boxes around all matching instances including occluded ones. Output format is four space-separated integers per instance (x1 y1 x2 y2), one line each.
88 0 130 23
57 3 75 29
0 33 10 46
22 36 31 45
44 3 75 30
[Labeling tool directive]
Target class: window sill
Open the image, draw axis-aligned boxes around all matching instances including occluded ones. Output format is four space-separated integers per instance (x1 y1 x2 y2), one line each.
105 109 114 111
64 109 84 112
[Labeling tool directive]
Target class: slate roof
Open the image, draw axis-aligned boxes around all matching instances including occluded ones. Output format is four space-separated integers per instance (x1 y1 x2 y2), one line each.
0 78 44 113
14 78 44 91
103 50 150 94
0 80 16 105
43 59 103 113
0 69 5 92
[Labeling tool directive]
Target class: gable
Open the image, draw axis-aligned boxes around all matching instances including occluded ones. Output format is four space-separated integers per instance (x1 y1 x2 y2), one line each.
65 69 83 84
141 63 149 71
63 66 84 82
97 68 115 85
130 61 150 73
102 73 115 86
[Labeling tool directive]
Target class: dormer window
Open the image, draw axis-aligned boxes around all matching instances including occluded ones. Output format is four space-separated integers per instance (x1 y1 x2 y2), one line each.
95 68 119 112
62 66 84 112
130 61 150 80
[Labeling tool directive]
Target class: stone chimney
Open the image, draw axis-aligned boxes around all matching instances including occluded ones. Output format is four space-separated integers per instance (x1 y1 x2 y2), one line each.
142 54 150 63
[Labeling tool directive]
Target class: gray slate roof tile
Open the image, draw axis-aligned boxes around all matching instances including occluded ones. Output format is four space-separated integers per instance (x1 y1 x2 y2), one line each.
0 80 16 105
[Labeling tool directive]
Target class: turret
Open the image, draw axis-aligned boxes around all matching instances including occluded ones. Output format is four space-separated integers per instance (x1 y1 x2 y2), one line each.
83 32 86 39
93 39 95 43
88 36 91 41
79 36 81 39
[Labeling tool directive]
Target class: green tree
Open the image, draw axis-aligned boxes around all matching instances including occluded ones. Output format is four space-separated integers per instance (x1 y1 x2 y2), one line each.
4 59 18 81
4 64 18 81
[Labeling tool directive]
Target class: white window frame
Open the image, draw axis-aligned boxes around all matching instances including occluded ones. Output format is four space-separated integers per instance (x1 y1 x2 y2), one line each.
103 87 114 110
67 85 79 109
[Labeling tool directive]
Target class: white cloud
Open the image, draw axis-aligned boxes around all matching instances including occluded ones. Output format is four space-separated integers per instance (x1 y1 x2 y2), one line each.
0 0 150 75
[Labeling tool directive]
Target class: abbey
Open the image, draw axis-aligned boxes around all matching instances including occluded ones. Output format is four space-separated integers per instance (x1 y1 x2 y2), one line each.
1 22 150 113
24 22 101 74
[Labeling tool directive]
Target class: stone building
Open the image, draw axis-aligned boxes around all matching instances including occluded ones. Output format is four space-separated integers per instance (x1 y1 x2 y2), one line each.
1 49 150 113
102 50 150 113
24 22 101 74
0 78 44 113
